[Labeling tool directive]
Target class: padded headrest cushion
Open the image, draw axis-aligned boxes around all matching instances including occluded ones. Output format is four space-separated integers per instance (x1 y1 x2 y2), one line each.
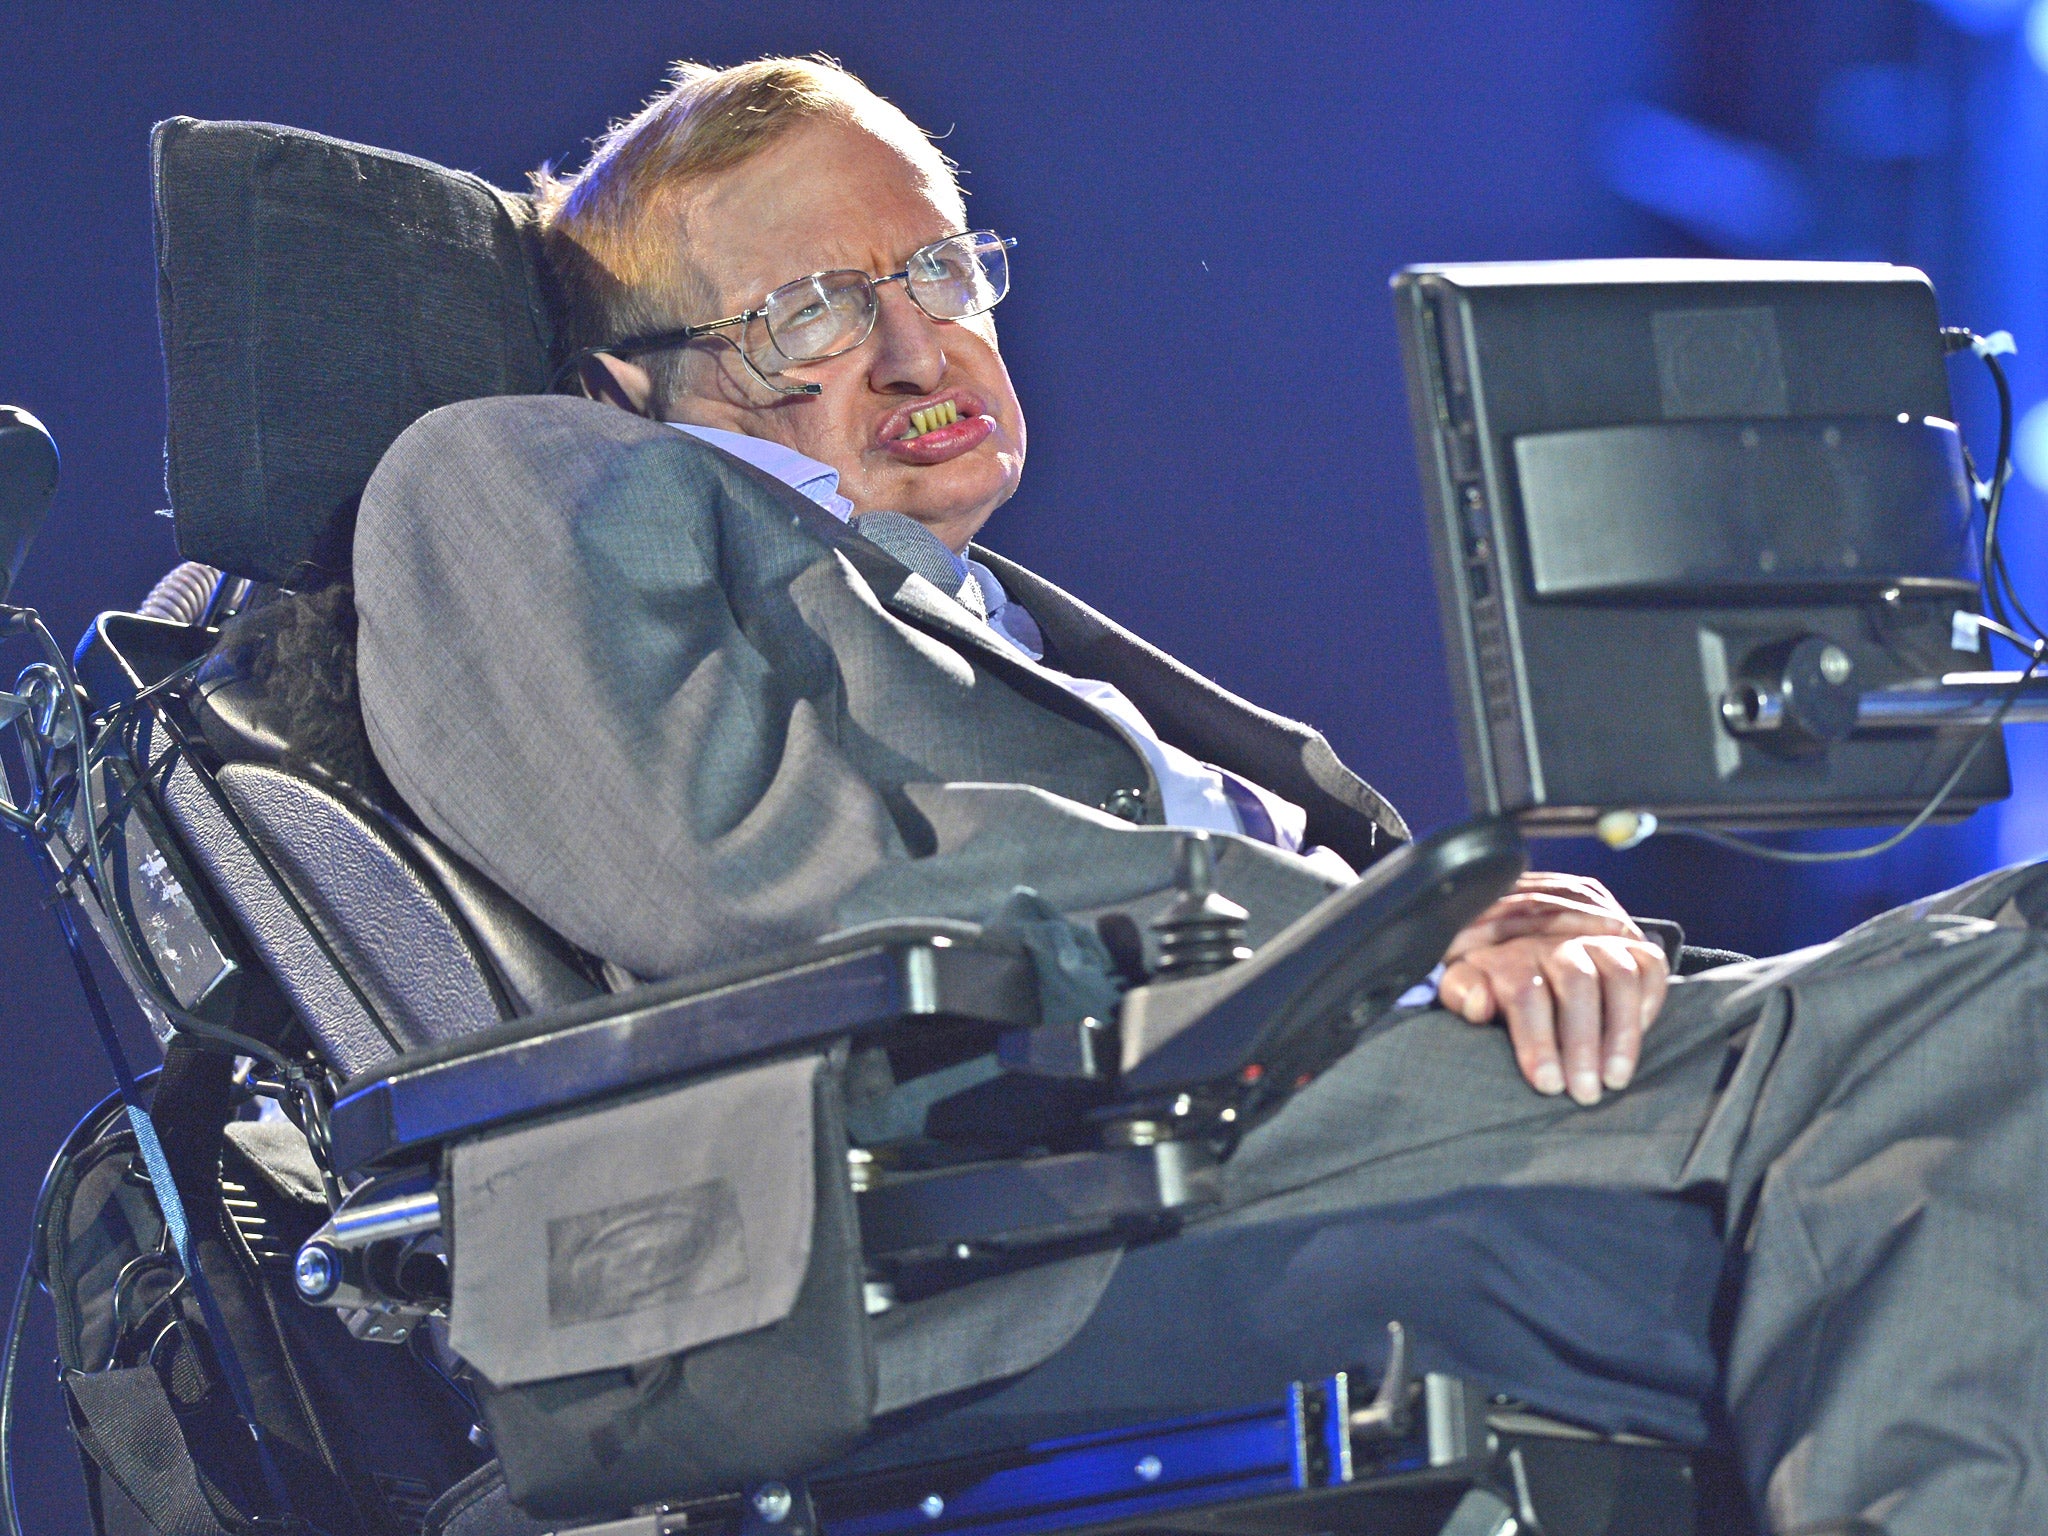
153 118 557 585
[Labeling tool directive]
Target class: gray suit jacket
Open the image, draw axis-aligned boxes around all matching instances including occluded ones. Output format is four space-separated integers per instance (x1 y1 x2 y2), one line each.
353 395 1407 982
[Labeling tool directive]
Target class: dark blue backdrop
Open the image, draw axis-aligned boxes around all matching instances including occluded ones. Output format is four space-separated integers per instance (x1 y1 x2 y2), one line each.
2 3 2035 1527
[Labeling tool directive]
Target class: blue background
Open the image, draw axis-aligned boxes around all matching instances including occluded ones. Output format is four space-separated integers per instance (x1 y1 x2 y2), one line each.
4 2 2045 1525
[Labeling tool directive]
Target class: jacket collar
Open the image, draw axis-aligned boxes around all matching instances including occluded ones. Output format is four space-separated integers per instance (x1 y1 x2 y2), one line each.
966 546 1409 870
761 479 1040 674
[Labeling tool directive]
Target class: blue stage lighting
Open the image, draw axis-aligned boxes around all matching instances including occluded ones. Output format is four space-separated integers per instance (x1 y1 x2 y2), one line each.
1921 0 2030 35
2015 397 2048 492
2026 0 2048 71
1816 65 1951 160
1596 100 1814 253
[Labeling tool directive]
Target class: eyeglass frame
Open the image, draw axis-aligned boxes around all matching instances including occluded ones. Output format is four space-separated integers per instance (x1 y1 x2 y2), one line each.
564 230 1018 399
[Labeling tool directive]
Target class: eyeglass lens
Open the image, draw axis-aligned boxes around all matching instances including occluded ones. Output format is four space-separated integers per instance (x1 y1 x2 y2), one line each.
751 232 1011 367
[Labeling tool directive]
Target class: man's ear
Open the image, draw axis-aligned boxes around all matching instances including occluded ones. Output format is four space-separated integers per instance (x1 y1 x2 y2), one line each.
579 353 658 417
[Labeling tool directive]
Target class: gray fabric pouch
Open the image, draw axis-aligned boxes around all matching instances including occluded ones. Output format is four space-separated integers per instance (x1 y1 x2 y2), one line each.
450 1052 873 1518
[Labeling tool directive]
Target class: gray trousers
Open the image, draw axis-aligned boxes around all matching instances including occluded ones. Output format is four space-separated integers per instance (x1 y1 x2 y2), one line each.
1214 860 2048 1535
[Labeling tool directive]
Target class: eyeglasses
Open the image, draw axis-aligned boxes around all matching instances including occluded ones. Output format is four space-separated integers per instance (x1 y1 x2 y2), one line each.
600 230 1016 397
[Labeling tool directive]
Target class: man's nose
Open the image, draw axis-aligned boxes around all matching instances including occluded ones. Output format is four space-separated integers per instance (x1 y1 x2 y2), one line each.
865 282 947 395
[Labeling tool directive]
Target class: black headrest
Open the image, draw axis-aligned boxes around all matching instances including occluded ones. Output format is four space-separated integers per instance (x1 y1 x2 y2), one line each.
153 118 558 586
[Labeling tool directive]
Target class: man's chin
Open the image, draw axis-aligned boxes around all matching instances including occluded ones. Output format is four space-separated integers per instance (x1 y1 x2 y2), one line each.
862 463 1016 538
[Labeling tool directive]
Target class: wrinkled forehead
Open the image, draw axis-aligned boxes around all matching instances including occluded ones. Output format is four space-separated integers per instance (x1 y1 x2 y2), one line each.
676 119 968 314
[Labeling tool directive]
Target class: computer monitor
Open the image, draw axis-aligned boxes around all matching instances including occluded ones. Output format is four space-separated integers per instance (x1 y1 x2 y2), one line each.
1392 258 2007 834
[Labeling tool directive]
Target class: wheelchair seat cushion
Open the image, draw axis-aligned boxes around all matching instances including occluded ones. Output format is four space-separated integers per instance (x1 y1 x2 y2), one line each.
153 117 557 586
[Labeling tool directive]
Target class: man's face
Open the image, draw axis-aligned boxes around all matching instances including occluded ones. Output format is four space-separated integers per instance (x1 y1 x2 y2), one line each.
658 118 1026 552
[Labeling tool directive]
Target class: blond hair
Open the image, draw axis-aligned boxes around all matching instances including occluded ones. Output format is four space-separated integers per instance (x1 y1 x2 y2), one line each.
533 55 966 408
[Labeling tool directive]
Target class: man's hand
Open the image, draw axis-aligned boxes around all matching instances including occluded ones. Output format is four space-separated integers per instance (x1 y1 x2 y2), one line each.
1436 873 1669 1106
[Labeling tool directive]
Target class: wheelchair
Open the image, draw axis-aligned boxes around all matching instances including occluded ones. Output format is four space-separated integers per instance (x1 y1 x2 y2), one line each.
0 118 1761 1536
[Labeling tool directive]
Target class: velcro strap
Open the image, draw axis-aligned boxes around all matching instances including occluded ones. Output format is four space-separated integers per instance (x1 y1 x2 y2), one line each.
65 1365 243 1536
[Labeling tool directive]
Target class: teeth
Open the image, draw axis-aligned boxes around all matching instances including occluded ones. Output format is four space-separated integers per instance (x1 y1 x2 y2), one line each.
900 401 960 440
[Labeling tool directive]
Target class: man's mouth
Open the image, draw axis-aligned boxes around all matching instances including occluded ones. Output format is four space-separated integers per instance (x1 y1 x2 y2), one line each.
876 392 996 465
898 401 960 440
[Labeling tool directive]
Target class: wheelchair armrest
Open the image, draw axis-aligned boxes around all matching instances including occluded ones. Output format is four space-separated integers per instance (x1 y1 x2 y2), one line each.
326 921 1038 1174
1116 816 1526 1103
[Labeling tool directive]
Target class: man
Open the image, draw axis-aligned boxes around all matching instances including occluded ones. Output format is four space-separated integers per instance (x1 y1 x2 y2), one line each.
372 56 1667 1109
354 57 2048 1534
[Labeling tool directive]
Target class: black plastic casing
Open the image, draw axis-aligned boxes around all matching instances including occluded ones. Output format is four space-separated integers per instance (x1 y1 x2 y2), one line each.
1391 258 2010 833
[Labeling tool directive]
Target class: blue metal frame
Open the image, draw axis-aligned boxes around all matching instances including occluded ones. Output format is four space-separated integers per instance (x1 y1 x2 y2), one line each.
808 1376 1436 1536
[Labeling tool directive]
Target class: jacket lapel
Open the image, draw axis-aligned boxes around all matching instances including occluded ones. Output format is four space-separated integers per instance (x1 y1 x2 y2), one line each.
759 477 1029 672
730 461 1400 863
759 484 1156 772
968 546 1409 871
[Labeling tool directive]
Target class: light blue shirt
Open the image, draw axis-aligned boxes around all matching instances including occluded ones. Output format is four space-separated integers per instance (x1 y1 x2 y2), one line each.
671 423 856 522
665 422 1325 864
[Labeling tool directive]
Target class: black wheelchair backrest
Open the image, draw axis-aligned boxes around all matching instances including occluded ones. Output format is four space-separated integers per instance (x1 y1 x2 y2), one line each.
75 609 598 1078
153 117 558 588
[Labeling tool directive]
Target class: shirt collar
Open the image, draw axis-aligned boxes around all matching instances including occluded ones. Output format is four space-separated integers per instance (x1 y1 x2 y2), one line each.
666 423 1045 655
667 422 855 523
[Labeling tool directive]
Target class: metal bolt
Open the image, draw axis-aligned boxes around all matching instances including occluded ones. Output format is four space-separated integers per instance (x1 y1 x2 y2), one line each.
1104 1119 1165 1148
1101 787 1145 822
752 1483 793 1524
1819 644 1853 685
1134 1455 1163 1483
920 1494 946 1520
293 1243 337 1300
847 1148 877 1193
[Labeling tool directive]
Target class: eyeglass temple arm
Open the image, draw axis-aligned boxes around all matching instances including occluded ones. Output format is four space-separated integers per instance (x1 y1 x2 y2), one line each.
549 310 819 399
608 312 753 359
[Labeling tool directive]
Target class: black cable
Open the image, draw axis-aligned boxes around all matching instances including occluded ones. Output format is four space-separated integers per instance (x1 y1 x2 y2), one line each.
1 605 299 1074
1980 355 2045 644
1943 329 2041 648
1982 348 2017 629
1 1241 31 1536
0 605 307 1526
1666 643 2044 865
45 892 299 1523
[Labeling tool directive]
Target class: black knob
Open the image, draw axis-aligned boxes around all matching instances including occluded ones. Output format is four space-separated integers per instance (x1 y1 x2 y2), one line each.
1151 831 1252 977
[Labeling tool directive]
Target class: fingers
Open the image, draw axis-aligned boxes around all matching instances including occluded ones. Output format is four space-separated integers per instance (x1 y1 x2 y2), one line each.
1580 939 1643 1095
1444 891 1644 959
1457 940 1565 1097
1542 938 1605 1105
1447 934 1673 1106
1438 959 1496 1024
1585 936 1671 1094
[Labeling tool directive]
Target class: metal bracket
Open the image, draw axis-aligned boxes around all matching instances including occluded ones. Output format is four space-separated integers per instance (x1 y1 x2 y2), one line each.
1347 1320 1414 1446
738 1481 816 1536
292 1169 445 1339
545 1510 688 1536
